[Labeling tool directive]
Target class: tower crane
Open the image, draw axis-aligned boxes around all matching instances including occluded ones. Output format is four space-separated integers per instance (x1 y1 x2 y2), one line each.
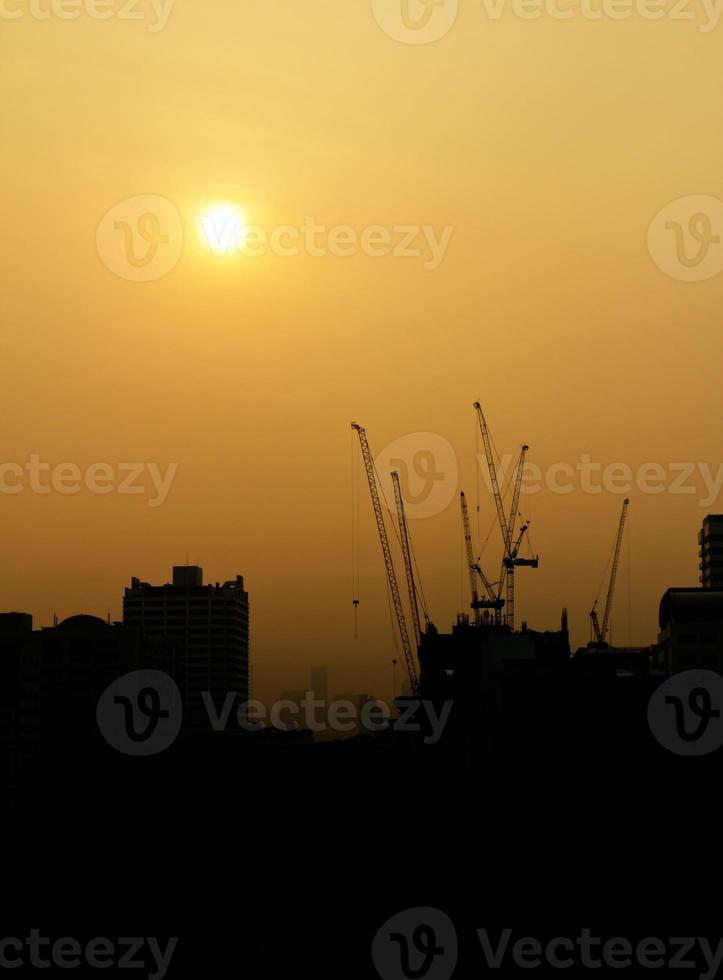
501 520 539 632
460 492 504 625
352 423 419 695
589 498 630 649
474 402 539 631
392 470 424 647
497 445 536 631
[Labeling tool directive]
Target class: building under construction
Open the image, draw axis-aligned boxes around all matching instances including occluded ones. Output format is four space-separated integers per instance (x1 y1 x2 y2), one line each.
351 403 587 754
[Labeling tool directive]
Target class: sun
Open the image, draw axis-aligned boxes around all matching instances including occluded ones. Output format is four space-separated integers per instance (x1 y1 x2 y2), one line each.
199 204 247 256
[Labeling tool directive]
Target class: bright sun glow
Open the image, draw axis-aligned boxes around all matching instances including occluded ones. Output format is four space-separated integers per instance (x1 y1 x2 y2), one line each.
199 204 247 256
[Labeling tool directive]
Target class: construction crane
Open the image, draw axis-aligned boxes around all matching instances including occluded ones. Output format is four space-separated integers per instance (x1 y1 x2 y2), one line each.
352 423 419 695
473 402 508 550
501 521 539 632
497 445 535 631
460 492 504 625
392 470 423 647
474 402 539 630
589 498 630 649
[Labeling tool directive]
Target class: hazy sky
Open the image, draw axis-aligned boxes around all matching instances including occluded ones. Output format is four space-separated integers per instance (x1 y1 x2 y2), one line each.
2 0 722 702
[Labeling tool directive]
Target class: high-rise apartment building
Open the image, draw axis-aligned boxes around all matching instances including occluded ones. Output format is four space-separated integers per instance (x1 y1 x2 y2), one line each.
699 515 723 589
123 567 249 721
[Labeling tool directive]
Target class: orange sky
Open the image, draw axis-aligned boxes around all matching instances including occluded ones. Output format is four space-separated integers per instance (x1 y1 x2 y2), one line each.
1 1 722 702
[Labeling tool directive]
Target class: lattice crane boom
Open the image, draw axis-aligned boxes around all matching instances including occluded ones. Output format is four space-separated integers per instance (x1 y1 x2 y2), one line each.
461 492 482 626
506 445 528 551
461 491 503 619
392 470 422 646
600 498 630 645
352 424 419 694
474 402 509 555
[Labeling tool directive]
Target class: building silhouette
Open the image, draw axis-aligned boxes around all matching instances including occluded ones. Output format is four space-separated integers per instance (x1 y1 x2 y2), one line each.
0 614 38 788
699 514 723 589
0 612 174 764
656 588 723 674
123 566 249 724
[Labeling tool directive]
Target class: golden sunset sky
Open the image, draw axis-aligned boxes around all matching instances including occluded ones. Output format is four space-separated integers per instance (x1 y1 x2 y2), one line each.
2 0 722 701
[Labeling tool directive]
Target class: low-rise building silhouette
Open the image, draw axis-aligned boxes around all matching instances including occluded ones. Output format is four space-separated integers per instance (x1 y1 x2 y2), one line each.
0 613 174 763
656 588 723 674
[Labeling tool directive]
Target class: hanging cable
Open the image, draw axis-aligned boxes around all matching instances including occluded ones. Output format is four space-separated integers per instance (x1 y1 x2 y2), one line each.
627 510 633 644
351 428 360 637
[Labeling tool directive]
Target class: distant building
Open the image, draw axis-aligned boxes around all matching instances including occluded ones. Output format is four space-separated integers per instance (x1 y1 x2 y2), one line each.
123 567 249 723
310 666 328 703
332 693 374 737
699 515 723 589
656 588 723 674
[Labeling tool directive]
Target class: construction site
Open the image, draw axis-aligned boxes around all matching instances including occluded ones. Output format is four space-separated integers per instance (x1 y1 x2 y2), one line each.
350 402 710 760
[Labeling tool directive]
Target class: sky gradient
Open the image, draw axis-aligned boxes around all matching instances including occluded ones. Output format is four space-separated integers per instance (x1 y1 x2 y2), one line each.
2 0 722 702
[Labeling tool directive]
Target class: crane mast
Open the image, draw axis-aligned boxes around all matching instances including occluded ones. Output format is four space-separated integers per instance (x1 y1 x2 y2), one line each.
352 424 419 694
591 498 630 647
502 520 538 631
392 470 422 647
499 446 531 630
